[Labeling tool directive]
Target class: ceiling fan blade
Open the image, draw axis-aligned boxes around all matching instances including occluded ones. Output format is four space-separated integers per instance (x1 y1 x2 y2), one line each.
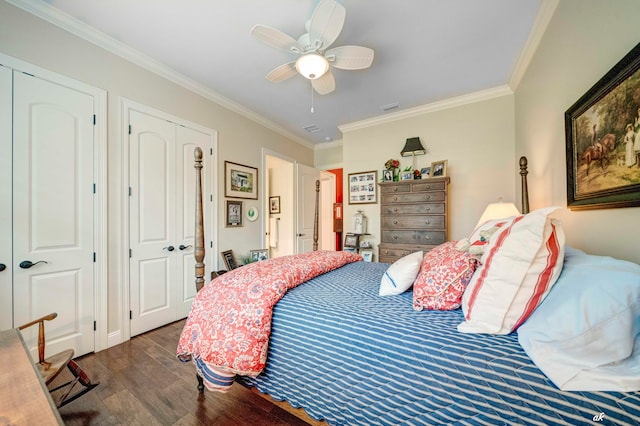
251 24 301 53
266 62 298 82
325 46 374 70
312 70 335 95
308 0 345 50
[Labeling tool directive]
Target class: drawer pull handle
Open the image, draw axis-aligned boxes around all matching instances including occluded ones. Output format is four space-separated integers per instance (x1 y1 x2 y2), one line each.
393 196 398 201
392 220 398 225
426 195 431 200
425 221 430 225
426 236 431 240
425 207 430 211
426 185 431 189
393 187 398 192
393 235 398 240
393 208 398 212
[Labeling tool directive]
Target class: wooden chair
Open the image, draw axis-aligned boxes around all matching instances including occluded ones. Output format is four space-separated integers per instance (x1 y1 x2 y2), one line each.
18 312 99 407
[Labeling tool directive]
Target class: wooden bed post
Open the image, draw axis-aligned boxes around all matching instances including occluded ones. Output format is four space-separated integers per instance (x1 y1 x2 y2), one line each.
313 179 320 251
519 156 530 214
194 147 205 293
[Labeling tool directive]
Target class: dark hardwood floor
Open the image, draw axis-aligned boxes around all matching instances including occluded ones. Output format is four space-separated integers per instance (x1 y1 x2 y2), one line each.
54 320 311 426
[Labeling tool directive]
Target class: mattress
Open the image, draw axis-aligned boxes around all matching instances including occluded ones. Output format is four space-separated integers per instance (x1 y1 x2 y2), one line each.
239 261 640 425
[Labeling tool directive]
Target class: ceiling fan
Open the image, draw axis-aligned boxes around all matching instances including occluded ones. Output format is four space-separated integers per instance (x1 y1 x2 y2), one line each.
250 0 374 95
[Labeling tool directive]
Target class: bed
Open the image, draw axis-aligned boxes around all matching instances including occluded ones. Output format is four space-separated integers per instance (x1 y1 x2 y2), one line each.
178 150 640 425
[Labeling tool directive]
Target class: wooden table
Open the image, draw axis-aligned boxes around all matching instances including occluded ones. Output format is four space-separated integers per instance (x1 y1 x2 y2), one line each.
0 328 63 425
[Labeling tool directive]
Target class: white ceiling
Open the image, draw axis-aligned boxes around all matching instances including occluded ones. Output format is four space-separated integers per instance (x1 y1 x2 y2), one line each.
30 0 543 146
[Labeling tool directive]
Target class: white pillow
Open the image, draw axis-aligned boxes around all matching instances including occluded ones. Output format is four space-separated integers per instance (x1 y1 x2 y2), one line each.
458 207 565 334
379 251 423 296
518 247 640 391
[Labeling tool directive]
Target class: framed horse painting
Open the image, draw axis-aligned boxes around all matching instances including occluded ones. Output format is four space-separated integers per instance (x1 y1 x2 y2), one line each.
565 42 640 210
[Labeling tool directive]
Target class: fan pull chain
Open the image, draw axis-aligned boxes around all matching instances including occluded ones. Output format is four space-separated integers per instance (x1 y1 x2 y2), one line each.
310 81 314 113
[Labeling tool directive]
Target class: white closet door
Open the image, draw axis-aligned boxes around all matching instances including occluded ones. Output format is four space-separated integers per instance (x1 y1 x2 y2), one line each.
12 71 95 357
0 66 12 330
129 110 177 336
175 126 211 319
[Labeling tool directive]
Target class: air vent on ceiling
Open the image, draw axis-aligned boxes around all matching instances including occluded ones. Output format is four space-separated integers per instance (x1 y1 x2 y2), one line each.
303 124 321 133
379 102 400 112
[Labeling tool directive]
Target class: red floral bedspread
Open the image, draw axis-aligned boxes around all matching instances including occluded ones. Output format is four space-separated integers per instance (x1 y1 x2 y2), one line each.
176 250 361 387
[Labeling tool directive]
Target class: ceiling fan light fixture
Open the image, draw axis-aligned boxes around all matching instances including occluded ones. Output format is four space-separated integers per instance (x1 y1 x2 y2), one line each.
296 54 329 80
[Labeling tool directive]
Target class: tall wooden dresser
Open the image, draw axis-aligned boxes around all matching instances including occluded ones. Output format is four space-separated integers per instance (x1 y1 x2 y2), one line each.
378 177 450 263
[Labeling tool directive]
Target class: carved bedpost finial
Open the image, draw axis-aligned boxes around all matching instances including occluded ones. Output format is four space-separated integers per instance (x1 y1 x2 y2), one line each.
194 147 205 292
519 156 530 214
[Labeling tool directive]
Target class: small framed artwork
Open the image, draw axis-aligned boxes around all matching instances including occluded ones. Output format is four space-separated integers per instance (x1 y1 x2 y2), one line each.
361 249 373 262
382 169 394 182
348 170 378 204
420 167 431 178
269 196 281 214
226 200 243 227
400 171 413 181
225 161 258 199
344 233 360 248
250 249 269 262
430 160 448 177
221 250 238 270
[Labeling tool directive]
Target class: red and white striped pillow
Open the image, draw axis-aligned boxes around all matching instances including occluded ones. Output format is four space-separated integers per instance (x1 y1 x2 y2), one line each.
457 207 565 334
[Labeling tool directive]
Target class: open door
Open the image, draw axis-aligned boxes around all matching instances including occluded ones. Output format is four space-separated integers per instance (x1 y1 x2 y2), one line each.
296 165 335 253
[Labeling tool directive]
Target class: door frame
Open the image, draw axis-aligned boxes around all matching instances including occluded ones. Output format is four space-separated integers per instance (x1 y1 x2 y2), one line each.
0 52 108 352
261 149 296 253
119 98 218 345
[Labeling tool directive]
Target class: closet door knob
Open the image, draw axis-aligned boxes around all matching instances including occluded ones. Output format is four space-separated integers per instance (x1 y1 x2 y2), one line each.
179 244 192 251
19 260 48 269
0 263 5 272
163 245 175 252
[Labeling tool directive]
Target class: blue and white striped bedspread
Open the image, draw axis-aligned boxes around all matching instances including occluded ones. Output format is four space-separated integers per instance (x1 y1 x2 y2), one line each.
239 261 640 425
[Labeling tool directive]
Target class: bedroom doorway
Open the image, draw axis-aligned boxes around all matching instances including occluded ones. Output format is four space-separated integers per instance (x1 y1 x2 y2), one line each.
125 101 216 337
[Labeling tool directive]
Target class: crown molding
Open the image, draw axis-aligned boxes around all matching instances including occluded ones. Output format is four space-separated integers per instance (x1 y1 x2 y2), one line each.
508 0 560 91
6 0 315 150
339 85 513 133
314 139 343 151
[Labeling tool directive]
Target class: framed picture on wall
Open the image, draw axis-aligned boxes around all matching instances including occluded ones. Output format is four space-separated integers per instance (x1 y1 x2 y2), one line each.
225 161 258 199
226 200 243 227
269 196 281 214
565 42 640 210
348 170 378 204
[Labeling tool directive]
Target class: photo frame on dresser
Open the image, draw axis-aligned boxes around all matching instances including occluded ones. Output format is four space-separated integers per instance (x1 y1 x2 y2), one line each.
430 160 448 177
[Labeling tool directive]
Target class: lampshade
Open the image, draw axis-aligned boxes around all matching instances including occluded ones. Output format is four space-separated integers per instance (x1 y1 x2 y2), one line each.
296 54 329 80
475 198 520 228
400 137 426 157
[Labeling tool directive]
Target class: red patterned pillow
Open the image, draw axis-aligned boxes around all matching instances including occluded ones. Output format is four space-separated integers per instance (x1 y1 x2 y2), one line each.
413 241 477 311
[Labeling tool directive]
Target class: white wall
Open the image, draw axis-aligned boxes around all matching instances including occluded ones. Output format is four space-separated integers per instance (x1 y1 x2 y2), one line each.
515 0 640 264
342 93 517 258
0 2 313 339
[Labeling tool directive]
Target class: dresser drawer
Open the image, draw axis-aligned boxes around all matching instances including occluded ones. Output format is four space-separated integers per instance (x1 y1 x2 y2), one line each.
381 203 445 215
378 245 411 259
412 181 446 191
381 215 445 230
381 230 446 245
381 191 445 204
379 184 411 194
